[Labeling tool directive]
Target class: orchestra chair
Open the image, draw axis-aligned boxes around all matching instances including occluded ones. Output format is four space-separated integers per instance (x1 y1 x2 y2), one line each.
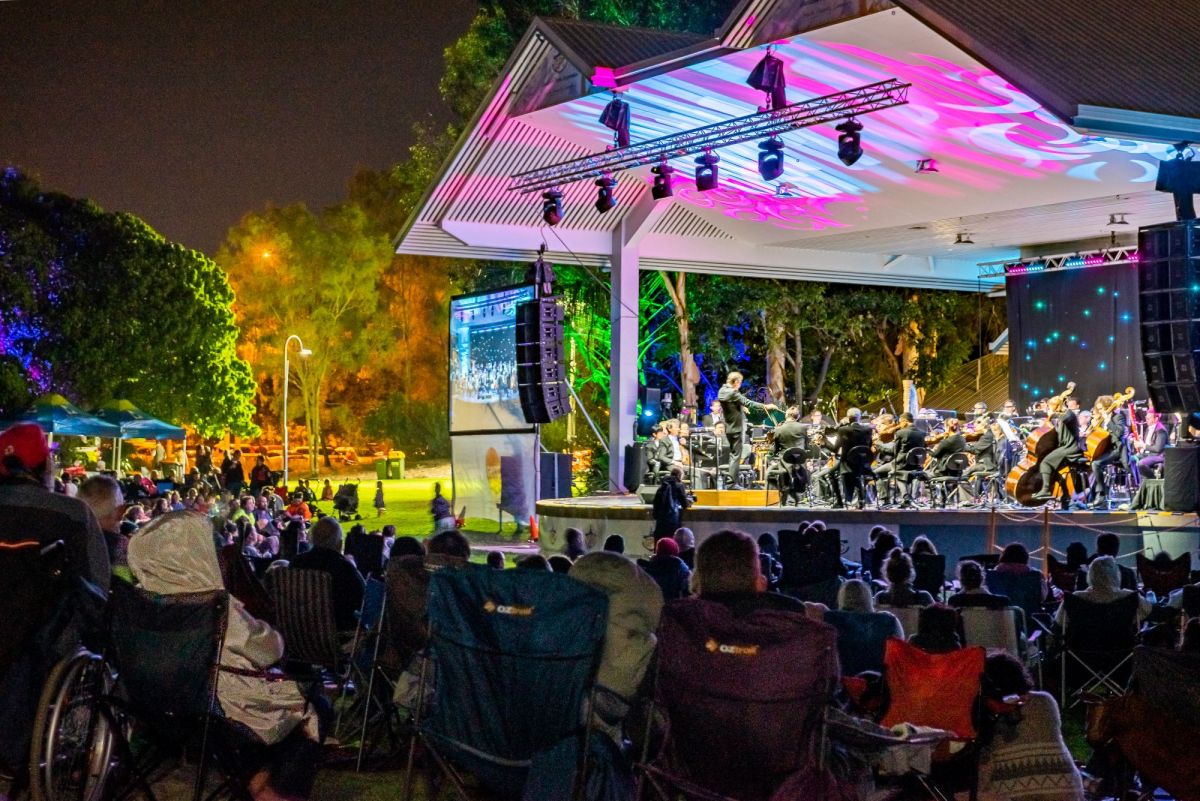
779 447 808 505
927 453 971 509
889 447 930 507
843 445 876 509
1136 552 1192 599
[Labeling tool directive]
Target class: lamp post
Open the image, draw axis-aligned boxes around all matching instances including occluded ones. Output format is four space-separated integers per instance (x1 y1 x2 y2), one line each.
282 334 312 488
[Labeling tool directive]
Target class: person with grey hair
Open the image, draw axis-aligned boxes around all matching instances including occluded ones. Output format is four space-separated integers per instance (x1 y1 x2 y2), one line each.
835 407 874 508
1054 555 1151 629
289 515 364 632
673 527 695 568
79 473 126 565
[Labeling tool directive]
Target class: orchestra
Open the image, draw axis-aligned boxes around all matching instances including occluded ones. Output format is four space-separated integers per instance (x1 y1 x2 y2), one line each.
649 369 1174 511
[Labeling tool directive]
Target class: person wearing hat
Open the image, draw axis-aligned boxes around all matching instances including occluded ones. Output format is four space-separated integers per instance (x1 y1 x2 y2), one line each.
637 536 692 601
0 422 110 783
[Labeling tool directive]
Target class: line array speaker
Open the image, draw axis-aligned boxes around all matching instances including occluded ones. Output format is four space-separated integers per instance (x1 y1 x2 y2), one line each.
516 297 570 424
1138 220 1200 411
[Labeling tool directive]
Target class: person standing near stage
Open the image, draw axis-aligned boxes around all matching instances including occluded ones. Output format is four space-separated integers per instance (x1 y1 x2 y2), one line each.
717 372 778 489
652 466 691 541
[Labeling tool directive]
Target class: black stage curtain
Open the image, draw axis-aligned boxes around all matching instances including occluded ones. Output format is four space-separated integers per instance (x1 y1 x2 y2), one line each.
1007 262 1146 411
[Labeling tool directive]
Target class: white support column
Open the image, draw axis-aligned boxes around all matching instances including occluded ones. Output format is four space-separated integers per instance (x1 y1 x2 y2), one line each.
609 227 640 491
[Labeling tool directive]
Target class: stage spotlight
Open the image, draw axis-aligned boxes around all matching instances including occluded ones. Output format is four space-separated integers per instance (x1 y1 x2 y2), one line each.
541 189 563 226
695 151 720 192
651 161 675 200
595 175 617 213
746 46 788 112
758 136 785 181
836 118 864 166
598 94 631 149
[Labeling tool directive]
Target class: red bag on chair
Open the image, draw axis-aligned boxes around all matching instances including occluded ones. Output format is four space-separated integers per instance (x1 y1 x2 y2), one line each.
881 638 984 738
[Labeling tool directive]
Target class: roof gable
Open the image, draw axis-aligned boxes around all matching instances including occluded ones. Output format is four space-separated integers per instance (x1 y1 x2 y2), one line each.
538 18 709 70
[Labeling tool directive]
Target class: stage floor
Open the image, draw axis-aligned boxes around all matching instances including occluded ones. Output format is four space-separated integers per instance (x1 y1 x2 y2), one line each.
535 494 1200 566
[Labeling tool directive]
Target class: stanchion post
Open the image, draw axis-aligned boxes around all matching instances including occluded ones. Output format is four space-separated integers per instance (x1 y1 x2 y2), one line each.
1041 507 1051 578
986 508 997 556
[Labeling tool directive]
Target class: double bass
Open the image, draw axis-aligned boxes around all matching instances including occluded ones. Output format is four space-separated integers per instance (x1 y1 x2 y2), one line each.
1084 387 1135 461
1005 382 1075 505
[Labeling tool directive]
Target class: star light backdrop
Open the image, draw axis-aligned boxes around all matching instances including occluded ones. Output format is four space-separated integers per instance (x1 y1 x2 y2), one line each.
1007 264 1146 411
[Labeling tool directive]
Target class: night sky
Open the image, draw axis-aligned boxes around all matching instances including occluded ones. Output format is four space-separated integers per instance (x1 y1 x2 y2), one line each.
1 0 478 253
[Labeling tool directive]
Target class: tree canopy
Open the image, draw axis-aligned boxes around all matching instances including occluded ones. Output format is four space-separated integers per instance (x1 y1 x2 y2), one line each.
0 167 257 436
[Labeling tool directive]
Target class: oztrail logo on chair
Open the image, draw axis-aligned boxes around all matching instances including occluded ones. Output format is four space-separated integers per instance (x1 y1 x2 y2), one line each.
482 598 534 616
704 637 759 656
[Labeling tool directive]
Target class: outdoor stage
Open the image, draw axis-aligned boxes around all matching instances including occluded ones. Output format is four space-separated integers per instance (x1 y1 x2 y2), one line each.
535 493 1200 568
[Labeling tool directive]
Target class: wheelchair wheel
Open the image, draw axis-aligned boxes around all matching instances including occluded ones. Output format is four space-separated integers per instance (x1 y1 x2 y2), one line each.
28 650 117 801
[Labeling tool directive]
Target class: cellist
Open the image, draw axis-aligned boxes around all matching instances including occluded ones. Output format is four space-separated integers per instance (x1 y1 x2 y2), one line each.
1087 394 1130 508
1032 394 1084 505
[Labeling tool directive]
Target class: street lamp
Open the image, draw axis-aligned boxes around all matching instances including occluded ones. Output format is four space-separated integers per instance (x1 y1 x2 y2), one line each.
282 334 312 488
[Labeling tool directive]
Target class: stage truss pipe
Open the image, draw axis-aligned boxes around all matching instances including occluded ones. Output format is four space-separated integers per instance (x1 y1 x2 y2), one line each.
509 79 911 194
567 380 610 455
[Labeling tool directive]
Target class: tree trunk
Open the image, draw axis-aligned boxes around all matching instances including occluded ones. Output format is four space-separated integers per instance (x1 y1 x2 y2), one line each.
792 329 803 404
877 327 904 391
764 311 787 405
809 347 834 403
660 272 700 415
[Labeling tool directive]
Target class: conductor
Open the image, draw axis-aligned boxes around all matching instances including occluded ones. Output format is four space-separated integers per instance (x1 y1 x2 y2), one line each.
716 372 778 489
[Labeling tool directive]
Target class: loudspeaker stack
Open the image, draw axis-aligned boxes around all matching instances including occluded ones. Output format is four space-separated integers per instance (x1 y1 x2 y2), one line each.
1139 219 1200 411
516 297 570 424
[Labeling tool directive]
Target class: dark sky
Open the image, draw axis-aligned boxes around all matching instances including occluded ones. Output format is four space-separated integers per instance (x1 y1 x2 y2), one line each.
0 0 478 253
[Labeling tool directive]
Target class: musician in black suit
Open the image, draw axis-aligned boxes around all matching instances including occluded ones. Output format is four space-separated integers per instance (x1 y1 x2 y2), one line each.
1033 397 1083 503
1134 409 1168 480
930 418 967 474
892 413 927 507
963 418 1000 501
1087 397 1129 507
716 372 778 489
835 407 874 508
701 399 725 429
768 406 808 505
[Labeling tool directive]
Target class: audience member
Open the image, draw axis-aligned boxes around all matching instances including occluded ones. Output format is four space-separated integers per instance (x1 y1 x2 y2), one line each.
692 529 813 619
430 483 455 531
78 474 127 567
640 536 691 601
908 603 962 653
994 542 1049 602
427 529 471 561
486 551 506 569
1054 555 1151 629
1088 533 1138 590
756 532 783 591
564 527 587 560
288 516 365 632
548 554 574 574
673 527 695 568
874 549 935 607
517 554 551 571
947 560 1011 610
389 536 425 560
128 512 323 801
652 466 689 540
909 535 937 557
602 534 625 554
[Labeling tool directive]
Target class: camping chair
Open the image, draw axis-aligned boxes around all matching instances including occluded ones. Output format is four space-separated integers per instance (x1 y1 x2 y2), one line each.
0 538 66 675
29 579 246 801
637 598 840 801
1060 592 1139 709
876 605 921 640
335 577 397 766
984 569 1045 622
403 565 608 801
823 609 899 676
345 530 386 579
880 638 986 801
217 544 275 625
1183 584 1200 618
958 553 999 570
1045 554 1080 594
959 606 1042 684
777 527 842 606
1137 552 1192 598
912 553 947 601
267 568 349 692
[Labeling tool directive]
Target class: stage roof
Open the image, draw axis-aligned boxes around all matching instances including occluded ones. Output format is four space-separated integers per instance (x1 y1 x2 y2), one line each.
396 0 1196 291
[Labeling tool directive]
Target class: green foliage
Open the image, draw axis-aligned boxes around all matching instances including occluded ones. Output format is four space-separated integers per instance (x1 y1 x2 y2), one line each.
364 396 451 460
0 168 258 435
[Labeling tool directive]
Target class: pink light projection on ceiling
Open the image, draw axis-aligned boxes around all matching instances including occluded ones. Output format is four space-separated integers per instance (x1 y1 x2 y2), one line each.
544 12 1171 232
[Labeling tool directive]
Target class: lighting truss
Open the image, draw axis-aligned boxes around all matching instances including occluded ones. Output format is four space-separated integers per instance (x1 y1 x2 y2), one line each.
977 245 1140 279
508 79 910 194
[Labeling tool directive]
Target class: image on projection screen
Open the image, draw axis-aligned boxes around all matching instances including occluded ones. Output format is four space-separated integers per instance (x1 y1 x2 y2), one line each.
449 284 536 433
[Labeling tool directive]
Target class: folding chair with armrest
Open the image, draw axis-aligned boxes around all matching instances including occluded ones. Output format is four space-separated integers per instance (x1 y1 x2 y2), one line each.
403 564 608 801
637 598 840 801
1137 552 1192 599
777 527 842 607
1059 591 1139 709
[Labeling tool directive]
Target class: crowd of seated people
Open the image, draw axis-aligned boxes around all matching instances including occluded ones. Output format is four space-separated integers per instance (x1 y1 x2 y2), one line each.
7 417 1200 801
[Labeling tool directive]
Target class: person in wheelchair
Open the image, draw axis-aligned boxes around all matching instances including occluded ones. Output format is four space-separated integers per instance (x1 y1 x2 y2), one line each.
0 423 110 790
128 512 324 801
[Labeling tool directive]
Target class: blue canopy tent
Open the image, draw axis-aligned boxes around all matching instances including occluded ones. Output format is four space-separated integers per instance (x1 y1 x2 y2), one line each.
93 400 187 476
14 393 122 439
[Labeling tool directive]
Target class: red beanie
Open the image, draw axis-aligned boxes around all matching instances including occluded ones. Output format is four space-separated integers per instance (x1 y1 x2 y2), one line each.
655 537 680 557
0 423 49 476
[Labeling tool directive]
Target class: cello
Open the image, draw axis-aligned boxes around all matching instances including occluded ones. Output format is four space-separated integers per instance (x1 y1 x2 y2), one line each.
1005 382 1075 505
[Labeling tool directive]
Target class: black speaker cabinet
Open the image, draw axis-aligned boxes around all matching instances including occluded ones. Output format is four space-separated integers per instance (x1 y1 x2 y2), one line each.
622 443 648 493
516 297 569 424
1139 220 1200 412
539 452 573 499
1163 445 1200 512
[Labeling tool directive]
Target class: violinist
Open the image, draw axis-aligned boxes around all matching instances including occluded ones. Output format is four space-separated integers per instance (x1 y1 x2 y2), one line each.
1087 395 1130 508
1032 396 1083 504
1134 409 1168 480
929 417 967 475
892 413 927 508
964 415 1000 500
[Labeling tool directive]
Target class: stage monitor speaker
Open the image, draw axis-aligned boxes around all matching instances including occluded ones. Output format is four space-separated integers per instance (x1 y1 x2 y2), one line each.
636 484 658 504
539 452 573 499
623 443 648 492
1139 220 1200 412
1163 445 1200 512
516 297 569 424
636 386 662 437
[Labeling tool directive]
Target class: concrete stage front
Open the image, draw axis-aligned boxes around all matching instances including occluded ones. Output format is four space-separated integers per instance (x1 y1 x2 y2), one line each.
535 494 1200 568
